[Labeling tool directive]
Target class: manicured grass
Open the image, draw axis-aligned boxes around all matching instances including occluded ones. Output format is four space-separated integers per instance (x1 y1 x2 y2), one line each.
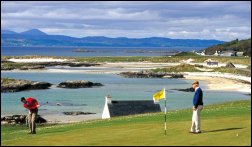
1 100 251 146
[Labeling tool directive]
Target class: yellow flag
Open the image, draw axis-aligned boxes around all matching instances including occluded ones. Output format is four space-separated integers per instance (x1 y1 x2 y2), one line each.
153 88 165 102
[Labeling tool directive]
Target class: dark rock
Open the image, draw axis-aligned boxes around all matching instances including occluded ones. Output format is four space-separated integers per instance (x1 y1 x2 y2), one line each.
119 71 184 78
30 82 52 89
226 62 236 68
35 62 100 67
1 115 47 125
19 65 45 70
63 111 96 115
36 116 47 123
1 67 14 70
1 78 52 93
57 80 103 88
172 87 195 92
4 116 13 120
1 61 100 71
194 64 204 68
1 60 14 63
41 102 87 106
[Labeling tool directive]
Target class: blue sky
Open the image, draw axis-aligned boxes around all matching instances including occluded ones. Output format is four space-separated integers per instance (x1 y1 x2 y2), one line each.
1 1 251 41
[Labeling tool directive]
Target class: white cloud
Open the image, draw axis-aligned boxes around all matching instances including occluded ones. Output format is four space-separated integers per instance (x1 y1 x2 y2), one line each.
1 1 251 41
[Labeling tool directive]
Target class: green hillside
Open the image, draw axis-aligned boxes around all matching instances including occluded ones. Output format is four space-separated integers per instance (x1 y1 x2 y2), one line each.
204 38 251 56
1 100 251 146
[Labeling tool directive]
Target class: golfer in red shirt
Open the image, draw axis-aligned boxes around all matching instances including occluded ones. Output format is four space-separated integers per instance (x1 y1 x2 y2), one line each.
21 97 40 134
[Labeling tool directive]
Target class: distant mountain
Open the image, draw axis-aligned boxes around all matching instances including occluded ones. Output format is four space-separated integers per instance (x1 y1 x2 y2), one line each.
20 29 47 36
204 38 251 56
1 30 18 34
1 29 224 47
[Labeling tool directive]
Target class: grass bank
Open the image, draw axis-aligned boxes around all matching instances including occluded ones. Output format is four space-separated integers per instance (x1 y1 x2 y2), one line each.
1 100 251 146
151 64 251 77
1 55 251 65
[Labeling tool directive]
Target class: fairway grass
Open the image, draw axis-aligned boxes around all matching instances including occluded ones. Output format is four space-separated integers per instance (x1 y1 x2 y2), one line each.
1 100 251 146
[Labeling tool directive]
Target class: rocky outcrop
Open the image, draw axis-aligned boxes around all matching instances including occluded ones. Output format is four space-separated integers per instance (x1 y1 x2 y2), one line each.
1 78 52 93
1 115 47 125
226 62 236 68
172 87 194 92
119 71 184 78
1 62 100 70
57 80 103 88
1 63 45 71
63 111 96 115
19 65 45 70
36 62 100 67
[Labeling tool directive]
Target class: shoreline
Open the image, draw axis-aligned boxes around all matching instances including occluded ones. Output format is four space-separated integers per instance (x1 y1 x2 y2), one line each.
1 60 251 124
2 64 251 92
184 72 251 93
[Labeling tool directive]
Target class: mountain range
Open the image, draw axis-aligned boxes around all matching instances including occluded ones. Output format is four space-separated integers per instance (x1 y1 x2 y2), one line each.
1 29 224 47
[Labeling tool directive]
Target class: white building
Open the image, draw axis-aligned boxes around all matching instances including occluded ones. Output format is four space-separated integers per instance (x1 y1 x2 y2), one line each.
214 51 220 56
236 52 244 56
194 50 206 56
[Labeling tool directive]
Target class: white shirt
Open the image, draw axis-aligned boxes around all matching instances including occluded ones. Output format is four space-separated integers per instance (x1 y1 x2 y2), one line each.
195 86 200 92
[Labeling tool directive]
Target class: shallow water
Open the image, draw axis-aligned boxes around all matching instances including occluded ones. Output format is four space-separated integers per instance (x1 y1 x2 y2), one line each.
1 46 204 57
1 71 250 122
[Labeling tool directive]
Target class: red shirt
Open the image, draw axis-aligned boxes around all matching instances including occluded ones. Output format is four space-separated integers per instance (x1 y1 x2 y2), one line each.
23 97 39 110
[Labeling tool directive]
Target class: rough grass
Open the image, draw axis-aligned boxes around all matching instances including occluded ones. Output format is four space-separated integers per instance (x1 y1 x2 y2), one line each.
1 100 251 146
2 55 251 65
1 62 37 69
213 67 251 77
174 51 200 56
151 64 202 73
150 64 251 76
74 56 251 65
1 78 32 86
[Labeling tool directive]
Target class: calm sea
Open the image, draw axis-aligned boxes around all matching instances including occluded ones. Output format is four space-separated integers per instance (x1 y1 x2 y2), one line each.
1 46 250 122
1 46 205 57
1 71 250 121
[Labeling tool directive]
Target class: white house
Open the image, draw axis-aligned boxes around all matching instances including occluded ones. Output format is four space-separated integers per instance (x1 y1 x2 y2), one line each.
220 51 236 56
194 50 206 56
236 52 244 56
214 51 220 56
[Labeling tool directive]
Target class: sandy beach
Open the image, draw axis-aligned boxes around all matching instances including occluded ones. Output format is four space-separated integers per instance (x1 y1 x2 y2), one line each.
8 58 72 63
4 58 251 93
7 67 251 94
184 74 251 93
37 70 251 123
42 113 102 124
2 60 251 124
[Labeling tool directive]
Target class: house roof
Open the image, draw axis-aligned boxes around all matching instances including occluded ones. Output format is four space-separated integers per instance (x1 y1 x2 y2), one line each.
107 100 161 117
221 50 236 53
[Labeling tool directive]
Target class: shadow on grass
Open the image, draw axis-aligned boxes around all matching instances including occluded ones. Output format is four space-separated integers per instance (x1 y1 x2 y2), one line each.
202 127 243 133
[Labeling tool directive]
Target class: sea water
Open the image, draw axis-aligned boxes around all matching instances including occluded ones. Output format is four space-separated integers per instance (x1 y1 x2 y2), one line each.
1 71 250 122
1 46 205 57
